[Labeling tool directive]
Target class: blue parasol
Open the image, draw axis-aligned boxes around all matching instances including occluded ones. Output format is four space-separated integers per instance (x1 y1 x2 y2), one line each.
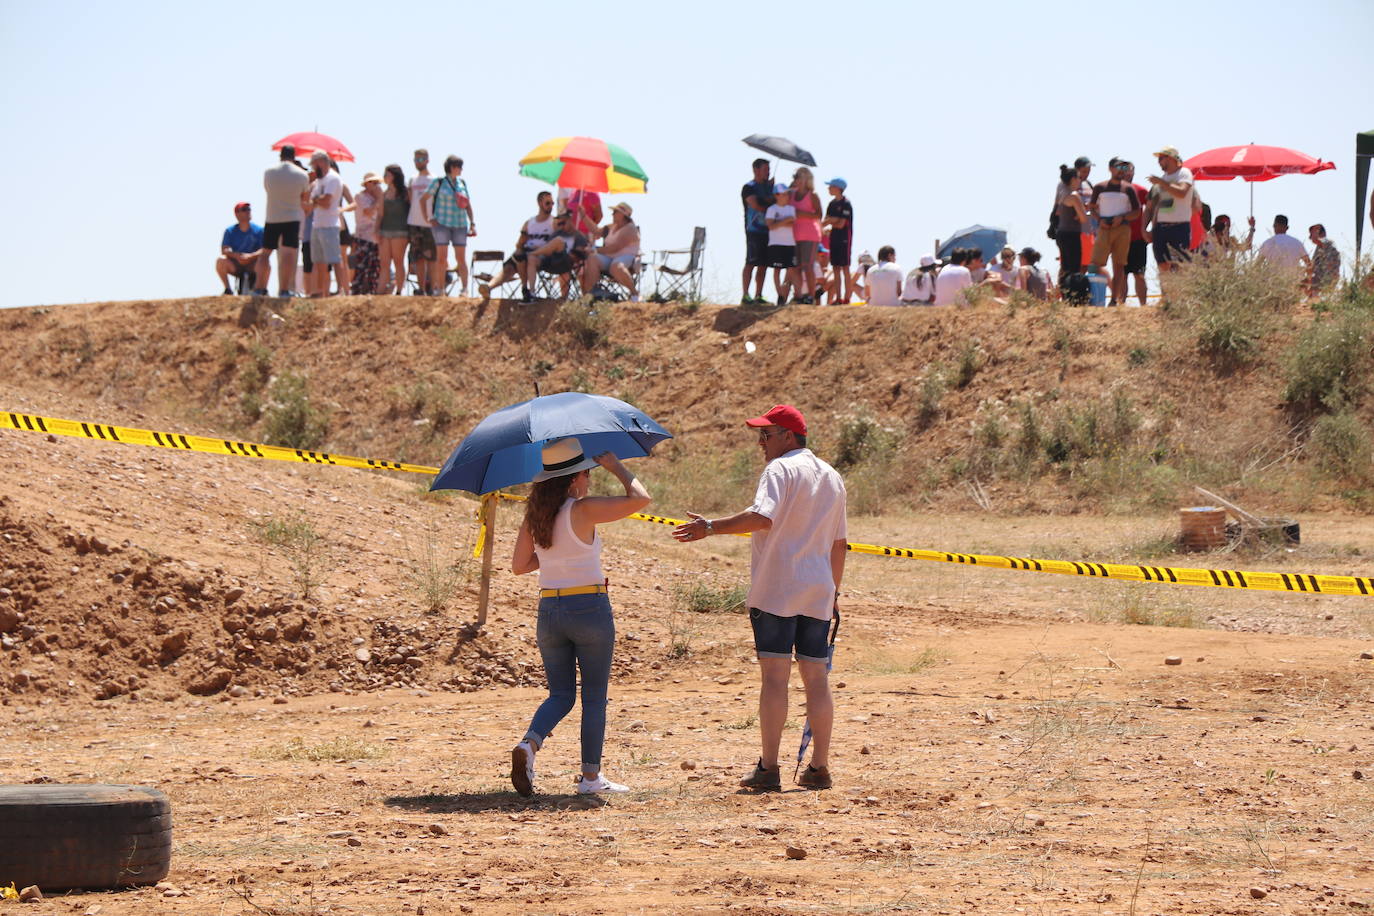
937 225 1008 264
430 392 672 495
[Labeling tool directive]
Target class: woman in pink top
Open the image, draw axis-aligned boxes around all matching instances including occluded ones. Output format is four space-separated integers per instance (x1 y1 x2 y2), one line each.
790 168 823 304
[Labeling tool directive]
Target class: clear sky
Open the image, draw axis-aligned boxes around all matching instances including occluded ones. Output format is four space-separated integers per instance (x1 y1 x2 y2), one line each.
1 0 1370 309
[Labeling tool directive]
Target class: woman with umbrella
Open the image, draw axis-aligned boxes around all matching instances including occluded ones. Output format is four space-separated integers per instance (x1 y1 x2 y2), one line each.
509 440 651 796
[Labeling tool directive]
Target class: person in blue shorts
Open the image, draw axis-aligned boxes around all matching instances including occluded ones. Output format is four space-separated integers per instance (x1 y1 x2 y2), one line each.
673 404 848 791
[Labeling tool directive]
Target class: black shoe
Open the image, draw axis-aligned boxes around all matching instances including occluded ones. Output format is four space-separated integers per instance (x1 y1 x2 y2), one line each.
739 759 781 791
776 294 787 307
222 287 234 296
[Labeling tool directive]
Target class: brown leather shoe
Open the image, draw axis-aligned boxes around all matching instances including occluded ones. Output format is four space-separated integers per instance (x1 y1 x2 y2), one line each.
797 764 832 789
739 759 781 791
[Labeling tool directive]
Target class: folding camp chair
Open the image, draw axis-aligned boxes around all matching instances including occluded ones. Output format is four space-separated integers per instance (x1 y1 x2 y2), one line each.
405 251 456 296
587 254 643 302
651 227 706 302
470 249 522 299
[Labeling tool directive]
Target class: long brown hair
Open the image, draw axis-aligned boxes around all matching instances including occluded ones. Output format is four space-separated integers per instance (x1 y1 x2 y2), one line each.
524 473 580 549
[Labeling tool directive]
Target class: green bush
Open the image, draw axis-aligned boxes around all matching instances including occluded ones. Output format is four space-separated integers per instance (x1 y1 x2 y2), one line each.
833 412 900 470
914 368 948 430
1165 256 1299 370
1309 411 1373 482
556 300 610 348
1282 310 1374 416
261 371 329 450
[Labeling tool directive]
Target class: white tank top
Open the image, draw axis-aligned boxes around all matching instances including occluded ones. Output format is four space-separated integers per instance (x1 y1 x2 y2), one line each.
535 499 604 589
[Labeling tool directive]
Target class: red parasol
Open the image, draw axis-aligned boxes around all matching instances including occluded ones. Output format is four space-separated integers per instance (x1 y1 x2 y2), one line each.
1183 144 1334 182
271 131 354 163
1181 144 1335 220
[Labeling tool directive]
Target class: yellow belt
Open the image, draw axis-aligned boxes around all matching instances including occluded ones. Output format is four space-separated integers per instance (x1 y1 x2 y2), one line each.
539 584 608 598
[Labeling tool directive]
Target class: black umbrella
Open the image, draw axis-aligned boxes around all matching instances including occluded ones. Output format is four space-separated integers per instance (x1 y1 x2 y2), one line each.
742 134 817 167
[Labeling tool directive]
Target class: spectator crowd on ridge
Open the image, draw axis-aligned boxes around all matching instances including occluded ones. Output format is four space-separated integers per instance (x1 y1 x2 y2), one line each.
216 142 1345 309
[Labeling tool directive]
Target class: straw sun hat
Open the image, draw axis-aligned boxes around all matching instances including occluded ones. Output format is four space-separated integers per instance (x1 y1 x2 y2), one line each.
531 437 598 482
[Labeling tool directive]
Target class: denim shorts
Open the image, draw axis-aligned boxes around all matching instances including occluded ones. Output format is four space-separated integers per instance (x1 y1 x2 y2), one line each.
431 224 469 247
594 251 636 271
1152 222 1192 264
749 608 830 663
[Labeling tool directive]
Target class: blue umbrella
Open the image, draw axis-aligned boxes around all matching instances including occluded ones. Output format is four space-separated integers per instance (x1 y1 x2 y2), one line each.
430 392 672 495
937 225 1008 264
795 610 839 782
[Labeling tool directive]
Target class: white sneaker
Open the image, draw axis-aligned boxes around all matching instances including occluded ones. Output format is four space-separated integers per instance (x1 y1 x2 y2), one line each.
576 773 629 795
510 741 536 797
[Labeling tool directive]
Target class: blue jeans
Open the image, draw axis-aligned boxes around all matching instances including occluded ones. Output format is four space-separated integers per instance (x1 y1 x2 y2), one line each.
526 592 615 770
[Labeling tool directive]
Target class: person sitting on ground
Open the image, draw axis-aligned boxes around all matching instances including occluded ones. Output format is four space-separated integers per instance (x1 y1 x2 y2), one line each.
525 210 590 302
1200 213 1255 259
216 202 265 295
1017 247 1052 301
1256 214 1310 275
815 246 836 304
851 251 875 301
1307 223 1340 294
901 256 939 305
988 246 1019 291
479 191 555 304
583 202 641 301
765 184 799 306
933 247 974 307
865 246 904 307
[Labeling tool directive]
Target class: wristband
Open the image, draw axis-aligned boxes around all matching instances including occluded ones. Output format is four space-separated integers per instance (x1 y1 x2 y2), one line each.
703 519 714 536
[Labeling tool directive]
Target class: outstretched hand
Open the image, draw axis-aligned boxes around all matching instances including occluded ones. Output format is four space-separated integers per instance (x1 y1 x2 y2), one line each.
672 512 707 542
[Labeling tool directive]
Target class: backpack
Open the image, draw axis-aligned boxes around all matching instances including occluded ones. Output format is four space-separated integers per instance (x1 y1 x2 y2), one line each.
1025 266 1049 301
1061 272 1090 305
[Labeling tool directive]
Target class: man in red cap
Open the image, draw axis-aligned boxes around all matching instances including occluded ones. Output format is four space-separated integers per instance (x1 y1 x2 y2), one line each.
216 202 265 295
672 404 848 791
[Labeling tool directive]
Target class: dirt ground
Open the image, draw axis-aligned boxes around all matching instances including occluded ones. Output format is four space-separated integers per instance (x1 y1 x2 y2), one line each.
3 378 1374 914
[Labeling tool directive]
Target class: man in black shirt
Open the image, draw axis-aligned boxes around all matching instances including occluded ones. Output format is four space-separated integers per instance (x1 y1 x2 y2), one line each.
741 159 775 304
823 178 854 303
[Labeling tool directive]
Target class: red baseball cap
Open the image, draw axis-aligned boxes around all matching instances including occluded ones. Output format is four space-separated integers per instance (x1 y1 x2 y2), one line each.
233 201 251 212
745 404 807 436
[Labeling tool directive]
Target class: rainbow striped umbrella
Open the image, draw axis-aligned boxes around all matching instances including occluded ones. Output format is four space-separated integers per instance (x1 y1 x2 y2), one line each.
518 136 648 194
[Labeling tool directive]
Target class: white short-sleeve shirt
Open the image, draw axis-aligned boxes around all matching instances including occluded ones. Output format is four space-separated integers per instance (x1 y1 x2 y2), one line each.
747 448 847 620
866 261 904 306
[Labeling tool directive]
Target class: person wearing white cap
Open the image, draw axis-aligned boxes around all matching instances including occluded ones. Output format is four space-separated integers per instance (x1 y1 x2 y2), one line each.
901 256 939 305
509 439 650 796
583 202 641 300
345 172 384 294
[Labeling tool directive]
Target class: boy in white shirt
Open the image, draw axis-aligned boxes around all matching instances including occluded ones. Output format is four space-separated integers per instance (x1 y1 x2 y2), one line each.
765 183 799 306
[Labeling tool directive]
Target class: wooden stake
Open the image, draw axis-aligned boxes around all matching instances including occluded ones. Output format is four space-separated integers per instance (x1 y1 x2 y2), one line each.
1192 486 1264 527
475 494 497 629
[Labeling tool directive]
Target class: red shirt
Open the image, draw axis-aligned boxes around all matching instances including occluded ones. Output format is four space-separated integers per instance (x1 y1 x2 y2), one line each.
1128 184 1147 242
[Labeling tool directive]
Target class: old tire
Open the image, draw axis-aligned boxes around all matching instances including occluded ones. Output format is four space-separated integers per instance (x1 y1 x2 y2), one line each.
0 784 172 890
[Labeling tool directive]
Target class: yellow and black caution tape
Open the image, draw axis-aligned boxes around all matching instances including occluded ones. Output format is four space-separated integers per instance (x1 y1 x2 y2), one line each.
5 410 1373 598
1 410 439 475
